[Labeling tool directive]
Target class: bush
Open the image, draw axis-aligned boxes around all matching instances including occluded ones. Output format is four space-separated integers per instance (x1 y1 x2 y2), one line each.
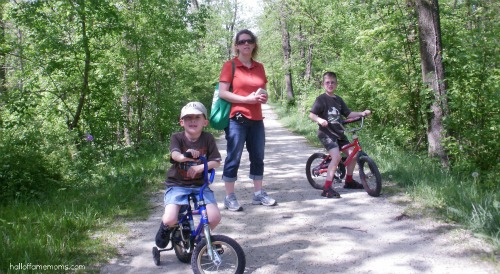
0 134 64 203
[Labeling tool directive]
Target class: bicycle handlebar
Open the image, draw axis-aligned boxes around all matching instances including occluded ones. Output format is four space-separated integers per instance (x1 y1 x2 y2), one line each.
342 116 365 133
183 151 215 189
341 116 363 124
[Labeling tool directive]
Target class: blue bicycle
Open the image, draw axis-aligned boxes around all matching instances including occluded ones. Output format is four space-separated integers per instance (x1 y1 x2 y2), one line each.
152 154 246 274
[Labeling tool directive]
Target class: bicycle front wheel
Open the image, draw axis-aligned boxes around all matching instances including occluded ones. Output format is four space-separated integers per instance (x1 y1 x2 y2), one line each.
191 235 246 274
358 155 382 197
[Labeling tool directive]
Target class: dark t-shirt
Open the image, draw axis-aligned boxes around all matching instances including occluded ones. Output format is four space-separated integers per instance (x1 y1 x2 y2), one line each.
310 93 351 140
165 131 222 187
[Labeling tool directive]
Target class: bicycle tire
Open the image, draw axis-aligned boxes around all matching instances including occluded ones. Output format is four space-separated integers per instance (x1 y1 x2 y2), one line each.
305 153 328 189
152 246 160 266
337 157 346 180
173 228 194 263
306 153 345 189
191 235 246 274
358 155 382 197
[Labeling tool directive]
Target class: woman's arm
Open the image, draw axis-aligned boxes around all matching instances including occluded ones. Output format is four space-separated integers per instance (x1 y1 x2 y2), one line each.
218 82 262 104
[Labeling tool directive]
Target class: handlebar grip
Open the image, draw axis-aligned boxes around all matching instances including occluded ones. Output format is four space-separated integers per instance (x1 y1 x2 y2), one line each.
183 151 196 158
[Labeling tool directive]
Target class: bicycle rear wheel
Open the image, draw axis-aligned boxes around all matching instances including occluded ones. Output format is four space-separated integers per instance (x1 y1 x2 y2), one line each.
306 153 345 189
305 153 328 189
173 227 194 263
358 155 382 197
191 235 245 274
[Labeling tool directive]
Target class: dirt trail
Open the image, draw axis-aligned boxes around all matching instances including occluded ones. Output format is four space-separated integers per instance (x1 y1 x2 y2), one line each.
100 104 497 274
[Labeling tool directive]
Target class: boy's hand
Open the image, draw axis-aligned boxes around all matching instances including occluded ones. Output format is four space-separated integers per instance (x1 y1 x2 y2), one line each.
317 118 328 127
362 110 372 117
184 149 200 160
187 165 204 178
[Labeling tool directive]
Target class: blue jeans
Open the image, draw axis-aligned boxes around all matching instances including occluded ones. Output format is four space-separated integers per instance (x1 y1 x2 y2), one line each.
163 186 217 205
222 118 265 182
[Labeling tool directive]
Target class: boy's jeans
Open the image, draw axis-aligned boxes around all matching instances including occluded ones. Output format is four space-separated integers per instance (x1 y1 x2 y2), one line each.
222 118 265 182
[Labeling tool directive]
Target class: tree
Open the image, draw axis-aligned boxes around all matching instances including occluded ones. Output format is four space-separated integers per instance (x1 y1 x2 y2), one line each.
415 0 449 167
279 1 294 102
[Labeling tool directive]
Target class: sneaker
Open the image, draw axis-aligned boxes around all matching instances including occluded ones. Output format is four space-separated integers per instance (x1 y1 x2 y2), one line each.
252 190 277 206
224 193 243 211
321 188 341 198
155 222 171 248
344 179 364 189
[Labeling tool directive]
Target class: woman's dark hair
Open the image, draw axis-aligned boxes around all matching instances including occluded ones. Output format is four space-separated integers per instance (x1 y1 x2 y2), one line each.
234 29 259 58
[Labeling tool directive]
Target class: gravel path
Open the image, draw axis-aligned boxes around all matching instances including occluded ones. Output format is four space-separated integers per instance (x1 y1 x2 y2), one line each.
100 104 497 274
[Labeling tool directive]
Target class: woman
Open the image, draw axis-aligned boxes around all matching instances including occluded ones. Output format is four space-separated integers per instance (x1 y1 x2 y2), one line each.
218 29 277 211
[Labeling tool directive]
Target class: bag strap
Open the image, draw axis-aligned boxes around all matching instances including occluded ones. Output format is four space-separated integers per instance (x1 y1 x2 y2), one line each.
229 60 235 92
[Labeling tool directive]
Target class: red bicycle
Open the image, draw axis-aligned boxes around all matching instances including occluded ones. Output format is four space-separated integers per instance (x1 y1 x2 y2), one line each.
305 116 382 197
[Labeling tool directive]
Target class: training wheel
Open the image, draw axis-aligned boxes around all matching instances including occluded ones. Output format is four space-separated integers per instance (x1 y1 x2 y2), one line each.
152 246 160 266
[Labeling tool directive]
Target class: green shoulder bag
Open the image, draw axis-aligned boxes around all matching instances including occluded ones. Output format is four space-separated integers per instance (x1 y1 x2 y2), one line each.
209 61 235 130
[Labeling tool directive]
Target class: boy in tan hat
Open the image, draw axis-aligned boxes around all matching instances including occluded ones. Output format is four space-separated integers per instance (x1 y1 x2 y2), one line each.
155 102 222 248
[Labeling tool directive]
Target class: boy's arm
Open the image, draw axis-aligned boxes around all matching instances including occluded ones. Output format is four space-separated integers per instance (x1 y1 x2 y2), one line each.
171 150 194 162
186 160 221 179
207 160 221 170
309 112 328 127
347 110 372 119
172 148 221 178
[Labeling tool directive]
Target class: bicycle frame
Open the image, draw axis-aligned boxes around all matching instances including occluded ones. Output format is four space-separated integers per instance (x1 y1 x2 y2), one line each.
176 156 221 264
153 155 246 272
306 116 382 197
318 117 365 173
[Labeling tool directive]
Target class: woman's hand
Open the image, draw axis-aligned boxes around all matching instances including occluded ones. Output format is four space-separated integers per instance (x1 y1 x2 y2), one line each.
255 93 268 104
244 92 264 104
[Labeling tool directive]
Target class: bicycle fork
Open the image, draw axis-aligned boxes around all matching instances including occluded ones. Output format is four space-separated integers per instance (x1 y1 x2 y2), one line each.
201 210 222 266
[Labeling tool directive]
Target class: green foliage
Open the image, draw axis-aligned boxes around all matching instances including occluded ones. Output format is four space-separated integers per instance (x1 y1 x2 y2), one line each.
260 0 499 182
0 108 71 202
440 1 500 175
0 140 62 202
0 144 166 273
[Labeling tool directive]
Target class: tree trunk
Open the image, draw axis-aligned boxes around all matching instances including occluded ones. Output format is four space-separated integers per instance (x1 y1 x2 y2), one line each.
190 0 199 10
279 4 294 102
0 12 6 95
415 0 449 168
70 2 90 131
225 2 238 59
298 25 313 82
305 39 313 82
121 64 132 146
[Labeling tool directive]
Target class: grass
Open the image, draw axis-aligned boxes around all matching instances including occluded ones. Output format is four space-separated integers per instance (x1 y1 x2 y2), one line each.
272 102 500 252
0 145 167 273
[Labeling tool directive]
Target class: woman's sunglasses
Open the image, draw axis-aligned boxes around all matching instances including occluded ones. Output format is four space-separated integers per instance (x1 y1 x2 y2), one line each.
236 39 255 45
